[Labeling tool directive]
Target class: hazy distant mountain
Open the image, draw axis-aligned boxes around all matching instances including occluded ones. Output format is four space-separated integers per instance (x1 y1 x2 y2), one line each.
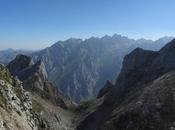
77 39 175 130
132 36 175 50
0 49 33 64
32 34 173 102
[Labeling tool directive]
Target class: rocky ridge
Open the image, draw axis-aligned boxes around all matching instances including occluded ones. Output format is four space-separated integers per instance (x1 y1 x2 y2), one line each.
77 39 175 130
7 54 73 109
0 64 39 130
7 55 76 130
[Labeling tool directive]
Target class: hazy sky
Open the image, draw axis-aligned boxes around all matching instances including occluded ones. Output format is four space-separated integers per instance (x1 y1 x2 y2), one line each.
0 0 175 50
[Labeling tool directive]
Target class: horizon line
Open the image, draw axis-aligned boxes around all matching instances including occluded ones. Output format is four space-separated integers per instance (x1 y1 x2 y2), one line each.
1 34 174 51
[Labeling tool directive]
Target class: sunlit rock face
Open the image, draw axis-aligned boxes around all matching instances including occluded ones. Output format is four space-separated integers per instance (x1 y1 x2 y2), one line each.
0 64 39 130
6 55 76 130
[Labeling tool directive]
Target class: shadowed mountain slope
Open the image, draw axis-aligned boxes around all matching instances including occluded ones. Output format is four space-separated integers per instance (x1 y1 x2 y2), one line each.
77 39 175 130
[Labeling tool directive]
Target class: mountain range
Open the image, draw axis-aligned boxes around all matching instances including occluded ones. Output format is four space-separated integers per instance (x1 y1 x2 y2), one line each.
76 39 175 130
0 49 33 64
0 35 174 103
1 37 175 129
31 35 173 102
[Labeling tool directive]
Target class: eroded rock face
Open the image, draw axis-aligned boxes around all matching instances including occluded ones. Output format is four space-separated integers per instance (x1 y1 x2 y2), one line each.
77 39 175 130
7 54 33 78
114 39 175 101
7 55 76 130
7 54 72 109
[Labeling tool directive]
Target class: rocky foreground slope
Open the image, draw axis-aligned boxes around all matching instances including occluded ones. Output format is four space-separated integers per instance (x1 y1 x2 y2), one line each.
0 55 76 130
0 64 39 130
76 39 175 130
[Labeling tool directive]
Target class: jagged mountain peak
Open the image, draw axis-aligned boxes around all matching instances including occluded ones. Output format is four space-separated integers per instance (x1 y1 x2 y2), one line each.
7 54 47 81
97 80 114 98
114 39 175 97
159 38 175 51
120 39 175 77
112 34 128 40
65 38 83 43
15 54 33 64
115 39 175 100
101 35 111 39
129 47 144 54
7 54 73 109
120 48 157 75
156 36 174 42
52 38 82 48
7 54 33 76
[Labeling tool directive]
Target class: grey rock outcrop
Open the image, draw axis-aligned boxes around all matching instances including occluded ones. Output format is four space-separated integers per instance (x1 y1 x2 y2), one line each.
7 54 72 109
0 64 39 130
7 55 76 130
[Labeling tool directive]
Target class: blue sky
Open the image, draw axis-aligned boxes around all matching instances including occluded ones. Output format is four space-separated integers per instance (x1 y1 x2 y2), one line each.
0 0 175 49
